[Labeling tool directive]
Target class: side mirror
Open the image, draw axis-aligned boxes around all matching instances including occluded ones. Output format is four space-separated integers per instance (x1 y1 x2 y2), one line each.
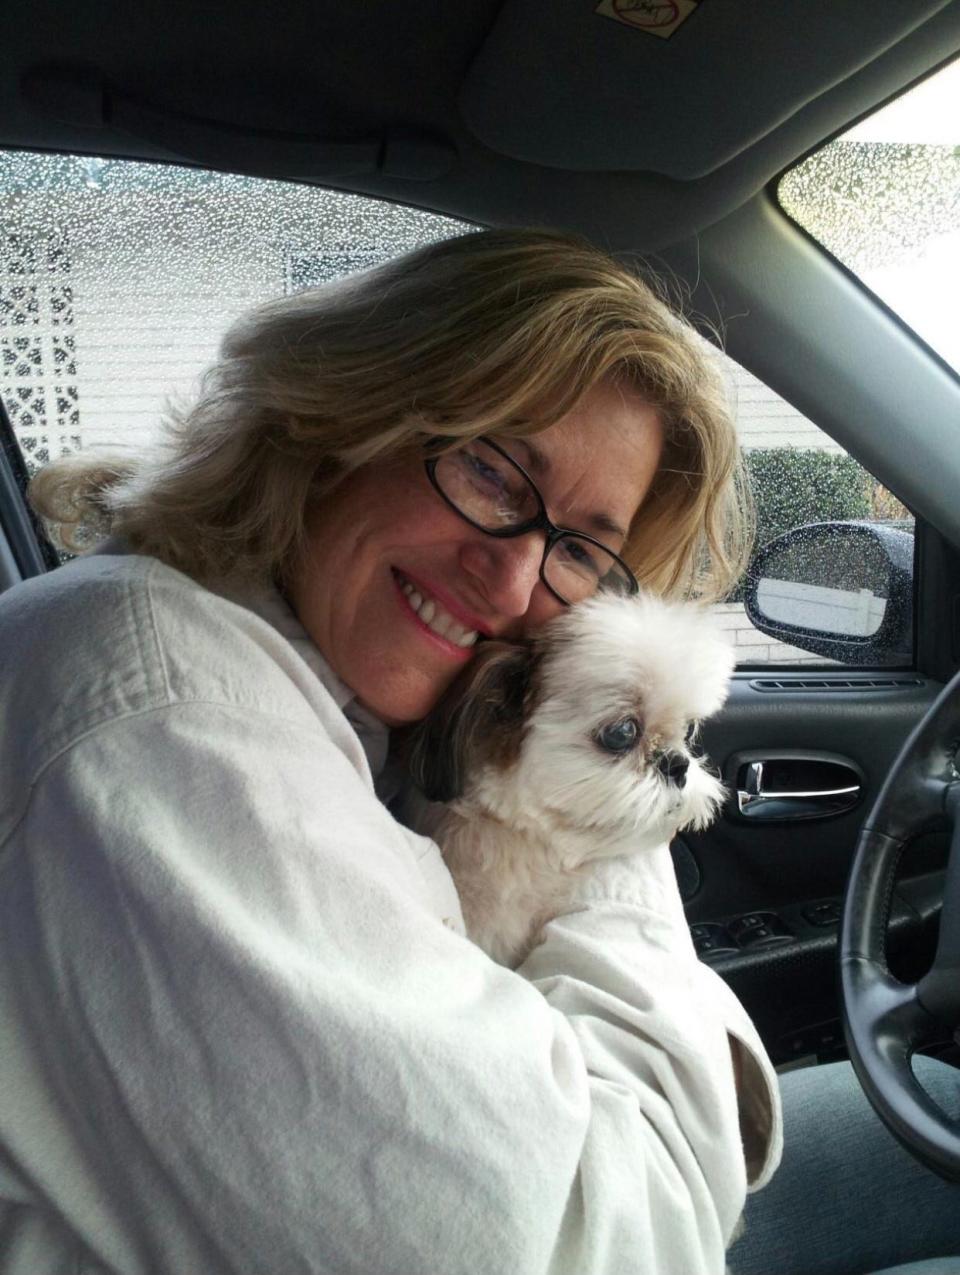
744 521 913 665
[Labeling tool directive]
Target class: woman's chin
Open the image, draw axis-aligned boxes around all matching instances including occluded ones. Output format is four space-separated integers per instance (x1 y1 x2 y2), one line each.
354 669 459 728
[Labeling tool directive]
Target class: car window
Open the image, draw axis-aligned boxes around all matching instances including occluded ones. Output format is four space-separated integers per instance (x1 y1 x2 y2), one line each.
714 347 913 668
0 152 470 473
0 149 912 667
779 55 960 376
753 60 960 669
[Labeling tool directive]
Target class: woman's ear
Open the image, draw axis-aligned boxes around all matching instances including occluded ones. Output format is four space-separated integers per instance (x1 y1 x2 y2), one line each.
401 640 537 803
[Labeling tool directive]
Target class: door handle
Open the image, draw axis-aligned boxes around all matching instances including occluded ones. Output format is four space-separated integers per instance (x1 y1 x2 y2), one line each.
736 758 862 821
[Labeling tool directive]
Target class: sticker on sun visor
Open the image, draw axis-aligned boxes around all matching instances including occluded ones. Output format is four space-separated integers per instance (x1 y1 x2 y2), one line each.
596 0 701 39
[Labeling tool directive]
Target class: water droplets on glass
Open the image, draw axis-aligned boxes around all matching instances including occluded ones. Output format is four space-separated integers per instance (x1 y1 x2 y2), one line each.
0 152 471 471
779 57 960 374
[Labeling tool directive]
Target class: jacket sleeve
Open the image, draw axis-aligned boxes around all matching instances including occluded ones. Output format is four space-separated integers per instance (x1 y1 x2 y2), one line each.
2 699 781 1275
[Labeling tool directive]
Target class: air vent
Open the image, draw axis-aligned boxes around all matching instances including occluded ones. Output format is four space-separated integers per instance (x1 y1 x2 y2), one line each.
749 678 924 693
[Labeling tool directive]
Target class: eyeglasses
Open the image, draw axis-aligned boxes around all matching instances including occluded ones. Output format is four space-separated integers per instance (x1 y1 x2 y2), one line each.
424 437 639 606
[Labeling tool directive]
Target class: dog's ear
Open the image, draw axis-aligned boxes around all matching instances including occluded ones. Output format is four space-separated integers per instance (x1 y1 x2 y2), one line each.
401 640 537 803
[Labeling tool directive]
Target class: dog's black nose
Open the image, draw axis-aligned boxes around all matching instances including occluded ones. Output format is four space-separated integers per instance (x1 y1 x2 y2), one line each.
657 751 689 787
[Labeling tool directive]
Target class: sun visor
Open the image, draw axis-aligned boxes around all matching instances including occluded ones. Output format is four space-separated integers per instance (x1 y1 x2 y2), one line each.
459 0 951 178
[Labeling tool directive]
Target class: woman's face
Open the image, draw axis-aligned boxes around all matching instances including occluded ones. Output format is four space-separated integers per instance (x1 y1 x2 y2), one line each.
287 379 664 726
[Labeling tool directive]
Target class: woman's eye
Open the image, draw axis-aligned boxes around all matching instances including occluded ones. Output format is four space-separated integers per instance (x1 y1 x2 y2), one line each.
460 449 527 505
596 716 642 754
463 451 506 490
557 536 602 576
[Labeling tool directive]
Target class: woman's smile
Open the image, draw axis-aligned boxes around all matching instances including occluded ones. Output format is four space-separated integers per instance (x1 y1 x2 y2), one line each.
392 568 482 658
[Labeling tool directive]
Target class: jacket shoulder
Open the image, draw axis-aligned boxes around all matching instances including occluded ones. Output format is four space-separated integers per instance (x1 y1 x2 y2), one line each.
0 553 341 812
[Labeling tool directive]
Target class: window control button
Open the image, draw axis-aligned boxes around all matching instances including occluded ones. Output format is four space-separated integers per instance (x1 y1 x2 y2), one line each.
733 913 765 931
739 926 795 948
729 913 771 940
743 924 773 941
691 914 794 958
695 937 738 959
730 911 795 947
802 902 842 927
690 922 737 956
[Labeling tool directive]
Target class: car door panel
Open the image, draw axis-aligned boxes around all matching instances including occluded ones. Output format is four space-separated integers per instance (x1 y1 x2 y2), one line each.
684 674 947 1065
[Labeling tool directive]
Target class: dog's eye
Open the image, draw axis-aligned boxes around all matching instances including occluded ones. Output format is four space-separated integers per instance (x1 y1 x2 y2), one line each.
596 716 642 754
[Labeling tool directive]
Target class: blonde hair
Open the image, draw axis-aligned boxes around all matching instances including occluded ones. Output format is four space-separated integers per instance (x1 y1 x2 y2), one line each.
30 227 752 602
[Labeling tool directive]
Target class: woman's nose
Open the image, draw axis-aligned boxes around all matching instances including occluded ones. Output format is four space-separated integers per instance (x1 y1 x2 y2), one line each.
458 532 547 619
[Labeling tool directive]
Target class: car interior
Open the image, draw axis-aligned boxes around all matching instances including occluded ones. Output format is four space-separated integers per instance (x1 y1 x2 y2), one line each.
2 0 960 1249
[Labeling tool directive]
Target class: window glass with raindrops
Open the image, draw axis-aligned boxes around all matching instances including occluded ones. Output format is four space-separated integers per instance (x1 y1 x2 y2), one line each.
5 109 947 664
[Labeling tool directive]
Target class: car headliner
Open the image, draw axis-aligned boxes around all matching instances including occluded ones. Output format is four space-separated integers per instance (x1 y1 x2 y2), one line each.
3 0 960 547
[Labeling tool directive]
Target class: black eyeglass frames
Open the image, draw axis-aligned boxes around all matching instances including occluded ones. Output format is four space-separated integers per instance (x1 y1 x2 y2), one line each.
423 437 638 606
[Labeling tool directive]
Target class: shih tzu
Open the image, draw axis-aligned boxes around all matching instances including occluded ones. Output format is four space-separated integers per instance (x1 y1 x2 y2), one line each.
401 591 735 968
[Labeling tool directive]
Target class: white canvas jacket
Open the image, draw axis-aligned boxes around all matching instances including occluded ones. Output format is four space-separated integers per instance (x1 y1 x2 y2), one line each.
0 549 782 1275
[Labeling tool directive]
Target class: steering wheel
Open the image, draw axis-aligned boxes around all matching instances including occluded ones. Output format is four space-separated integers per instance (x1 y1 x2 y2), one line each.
841 667 960 1182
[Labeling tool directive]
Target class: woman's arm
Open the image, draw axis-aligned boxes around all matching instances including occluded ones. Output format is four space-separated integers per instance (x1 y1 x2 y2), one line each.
1 700 778 1275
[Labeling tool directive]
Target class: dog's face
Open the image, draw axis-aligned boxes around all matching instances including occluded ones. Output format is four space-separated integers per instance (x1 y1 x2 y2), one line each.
404 592 734 854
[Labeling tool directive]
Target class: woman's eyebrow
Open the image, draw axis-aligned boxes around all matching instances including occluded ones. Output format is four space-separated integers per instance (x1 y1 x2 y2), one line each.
512 437 628 542
587 511 629 542
512 436 550 477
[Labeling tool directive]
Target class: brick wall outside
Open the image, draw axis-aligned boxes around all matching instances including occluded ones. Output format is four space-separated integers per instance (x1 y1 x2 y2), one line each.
712 602 831 666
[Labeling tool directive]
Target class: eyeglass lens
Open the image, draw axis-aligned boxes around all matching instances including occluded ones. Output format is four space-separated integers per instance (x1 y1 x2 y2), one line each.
433 440 634 602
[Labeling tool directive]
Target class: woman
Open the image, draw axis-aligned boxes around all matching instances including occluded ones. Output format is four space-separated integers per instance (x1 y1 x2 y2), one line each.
0 227 939 1275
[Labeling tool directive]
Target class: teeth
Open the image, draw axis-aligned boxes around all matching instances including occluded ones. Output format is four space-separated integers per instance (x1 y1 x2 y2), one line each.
398 575 479 647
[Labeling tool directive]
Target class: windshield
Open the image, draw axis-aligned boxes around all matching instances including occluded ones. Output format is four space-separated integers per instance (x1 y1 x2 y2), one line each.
779 56 960 375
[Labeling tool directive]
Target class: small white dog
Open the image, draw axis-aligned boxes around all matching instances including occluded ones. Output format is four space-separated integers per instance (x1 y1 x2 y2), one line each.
403 591 735 967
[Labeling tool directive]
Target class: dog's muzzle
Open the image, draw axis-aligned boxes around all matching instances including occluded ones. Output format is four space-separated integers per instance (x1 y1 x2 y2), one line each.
656 750 689 787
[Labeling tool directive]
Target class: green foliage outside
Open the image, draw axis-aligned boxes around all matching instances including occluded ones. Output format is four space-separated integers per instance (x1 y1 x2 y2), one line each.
747 448 872 552
727 448 873 602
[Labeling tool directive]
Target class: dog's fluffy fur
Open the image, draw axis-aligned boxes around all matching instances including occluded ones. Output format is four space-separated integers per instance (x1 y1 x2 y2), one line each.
403 592 735 967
